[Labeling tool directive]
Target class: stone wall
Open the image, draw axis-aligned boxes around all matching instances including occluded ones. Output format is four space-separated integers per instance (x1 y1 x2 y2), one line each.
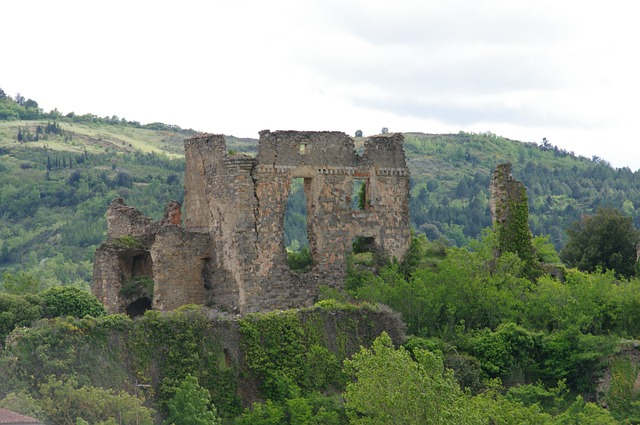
93 130 411 315
150 226 214 311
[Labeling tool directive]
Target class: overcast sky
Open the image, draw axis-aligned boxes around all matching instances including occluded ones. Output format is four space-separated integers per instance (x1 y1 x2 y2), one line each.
3 1 639 169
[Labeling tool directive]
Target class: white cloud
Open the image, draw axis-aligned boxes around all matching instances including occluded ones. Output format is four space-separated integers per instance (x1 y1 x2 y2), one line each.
3 0 640 169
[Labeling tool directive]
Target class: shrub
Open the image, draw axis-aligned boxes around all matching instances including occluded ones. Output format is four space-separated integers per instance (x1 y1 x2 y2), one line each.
287 247 312 272
42 286 106 318
0 293 43 345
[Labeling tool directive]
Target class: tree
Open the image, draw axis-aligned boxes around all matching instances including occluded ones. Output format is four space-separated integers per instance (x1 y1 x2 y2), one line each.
41 286 106 318
0 293 43 345
164 374 221 425
381 127 389 134
24 98 39 109
37 375 154 425
1 270 42 294
14 93 25 106
355 130 363 137
561 207 639 278
343 332 476 424
0 391 46 422
0 87 6 99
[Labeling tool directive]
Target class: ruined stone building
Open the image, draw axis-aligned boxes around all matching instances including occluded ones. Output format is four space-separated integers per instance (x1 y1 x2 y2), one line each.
92 131 411 316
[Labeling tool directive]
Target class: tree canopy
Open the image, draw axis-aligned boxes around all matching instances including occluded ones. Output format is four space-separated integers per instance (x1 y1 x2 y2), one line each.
561 207 639 278
343 332 472 424
164 374 221 425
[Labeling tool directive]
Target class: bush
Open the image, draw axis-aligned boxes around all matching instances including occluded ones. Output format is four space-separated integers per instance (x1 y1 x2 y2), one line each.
287 247 312 272
0 293 43 345
37 375 154 425
42 286 106 318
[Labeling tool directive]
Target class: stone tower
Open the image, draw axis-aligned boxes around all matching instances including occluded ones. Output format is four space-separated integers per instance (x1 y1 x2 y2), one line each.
489 162 540 278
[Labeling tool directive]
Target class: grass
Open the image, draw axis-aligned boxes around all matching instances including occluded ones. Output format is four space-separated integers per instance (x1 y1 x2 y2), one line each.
0 121 184 158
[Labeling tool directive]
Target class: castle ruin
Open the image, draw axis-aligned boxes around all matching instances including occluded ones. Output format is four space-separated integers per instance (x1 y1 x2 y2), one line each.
92 131 411 316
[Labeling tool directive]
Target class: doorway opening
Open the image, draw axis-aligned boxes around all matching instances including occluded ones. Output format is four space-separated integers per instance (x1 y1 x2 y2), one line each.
125 297 152 318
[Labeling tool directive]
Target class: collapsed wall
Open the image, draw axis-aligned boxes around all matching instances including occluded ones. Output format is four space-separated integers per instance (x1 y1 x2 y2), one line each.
93 131 411 315
92 198 216 315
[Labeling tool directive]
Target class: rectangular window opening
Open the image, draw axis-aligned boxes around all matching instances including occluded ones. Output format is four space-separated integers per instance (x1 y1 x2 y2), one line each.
351 236 377 267
352 178 370 210
284 178 312 272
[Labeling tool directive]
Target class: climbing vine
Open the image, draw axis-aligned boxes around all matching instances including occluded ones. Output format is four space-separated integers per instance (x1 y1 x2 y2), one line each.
238 302 384 400
127 306 242 419
1 302 394 424
496 186 541 279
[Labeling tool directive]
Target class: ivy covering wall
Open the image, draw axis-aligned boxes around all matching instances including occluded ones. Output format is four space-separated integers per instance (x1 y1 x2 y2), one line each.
0 302 404 422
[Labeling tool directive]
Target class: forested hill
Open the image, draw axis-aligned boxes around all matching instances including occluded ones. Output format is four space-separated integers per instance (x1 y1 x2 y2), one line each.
2 90 640 286
402 132 640 249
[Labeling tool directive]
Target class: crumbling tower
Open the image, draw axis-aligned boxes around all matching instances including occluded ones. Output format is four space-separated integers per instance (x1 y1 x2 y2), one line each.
489 162 540 278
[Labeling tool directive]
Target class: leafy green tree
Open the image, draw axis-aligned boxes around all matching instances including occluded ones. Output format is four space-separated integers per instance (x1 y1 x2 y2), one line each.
0 98 20 120
1 270 43 294
14 93 25 106
164 374 221 425
553 395 619 424
235 401 285 425
0 293 43 345
561 207 639 278
469 322 540 386
24 98 38 109
532 234 561 264
0 391 46 421
37 375 154 425
343 332 475 424
41 286 106 318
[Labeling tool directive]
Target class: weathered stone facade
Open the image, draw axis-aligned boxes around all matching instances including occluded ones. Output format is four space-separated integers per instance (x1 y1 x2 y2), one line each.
489 163 526 226
93 131 411 315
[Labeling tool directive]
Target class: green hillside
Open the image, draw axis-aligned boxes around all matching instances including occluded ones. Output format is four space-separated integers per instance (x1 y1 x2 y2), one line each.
2 105 640 287
403 131 640 249
0 112 259 286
